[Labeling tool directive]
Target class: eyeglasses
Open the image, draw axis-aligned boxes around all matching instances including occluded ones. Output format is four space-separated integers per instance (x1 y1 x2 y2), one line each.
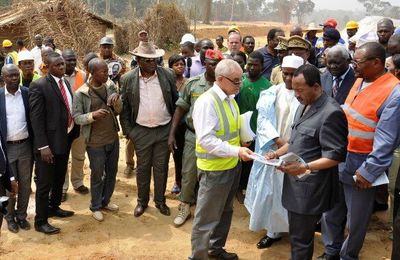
222 75 242 85
351 57 374 66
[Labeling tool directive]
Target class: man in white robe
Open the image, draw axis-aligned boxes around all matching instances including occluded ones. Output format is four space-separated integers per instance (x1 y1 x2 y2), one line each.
245 55 304 249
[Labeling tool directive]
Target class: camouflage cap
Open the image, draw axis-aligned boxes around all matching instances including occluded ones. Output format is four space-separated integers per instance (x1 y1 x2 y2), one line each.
275 36 288 51
287 35 311 50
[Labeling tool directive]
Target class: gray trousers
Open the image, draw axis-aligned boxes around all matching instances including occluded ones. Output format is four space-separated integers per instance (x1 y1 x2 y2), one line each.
190 164 241 260
288 211 320 260
63 134 85 192
130 124 170 206
5 140 32 221
321 182 375 260
179 130 197 204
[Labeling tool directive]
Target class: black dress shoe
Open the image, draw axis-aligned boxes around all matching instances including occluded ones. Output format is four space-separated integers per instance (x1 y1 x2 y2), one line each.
48 207 74 218
133 204 147 217
6 218 19 233
74 185 89 194
156 203 170 216
17 219 31 230
34 223 60 235
316 253 340 260
256 235 282 249
208 249 238 260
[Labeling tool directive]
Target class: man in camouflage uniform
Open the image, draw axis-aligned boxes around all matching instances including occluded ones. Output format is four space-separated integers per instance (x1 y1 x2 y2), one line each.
168 49 224 227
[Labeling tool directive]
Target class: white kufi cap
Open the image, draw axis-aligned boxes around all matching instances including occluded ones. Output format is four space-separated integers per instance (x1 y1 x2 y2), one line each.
281 54 304 69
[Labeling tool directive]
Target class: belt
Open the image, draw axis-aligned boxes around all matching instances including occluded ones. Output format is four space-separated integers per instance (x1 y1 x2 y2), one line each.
7 138 28 145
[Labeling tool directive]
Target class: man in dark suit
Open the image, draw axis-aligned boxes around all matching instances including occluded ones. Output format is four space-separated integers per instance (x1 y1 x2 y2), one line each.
29 52 79 234
267 64 348 260
321 45 355 105
0 128 18 231
0 64 33 233
120 41 177 217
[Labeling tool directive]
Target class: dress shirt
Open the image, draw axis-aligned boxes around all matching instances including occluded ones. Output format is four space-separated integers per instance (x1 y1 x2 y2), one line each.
192 83 239 158
340 85 400 184
31 45 42 73
136 70 171 128
4 86 29 141
332 66 351 88
184 55 205 78
51 74 74 133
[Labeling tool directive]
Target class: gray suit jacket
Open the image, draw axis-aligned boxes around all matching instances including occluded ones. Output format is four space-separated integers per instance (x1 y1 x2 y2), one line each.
119 66 178 137
321 67 356 105
282 92 348 215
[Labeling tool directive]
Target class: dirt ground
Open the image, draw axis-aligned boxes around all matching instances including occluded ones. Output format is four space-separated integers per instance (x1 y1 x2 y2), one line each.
0 136 393 260
0 21 394 260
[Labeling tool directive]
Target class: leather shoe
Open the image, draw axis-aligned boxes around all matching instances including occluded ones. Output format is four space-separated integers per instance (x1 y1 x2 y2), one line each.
256 235 281 249
17 219 31 230
156 203 170 216
133 204 147 217
316 253 340 260
6 218 19 233
208 249 238 260
34 223 60 235
74 185 89 194
48 207 74 218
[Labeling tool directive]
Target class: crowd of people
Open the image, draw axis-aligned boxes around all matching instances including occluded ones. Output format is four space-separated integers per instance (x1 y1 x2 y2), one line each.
0 16 399 260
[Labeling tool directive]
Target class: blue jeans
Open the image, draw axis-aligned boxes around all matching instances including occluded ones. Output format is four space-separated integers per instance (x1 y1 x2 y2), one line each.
86 139 119 211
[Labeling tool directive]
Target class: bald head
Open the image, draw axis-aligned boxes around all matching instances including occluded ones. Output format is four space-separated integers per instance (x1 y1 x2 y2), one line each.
388 34 400 56
41 46 54 64
2 64 20 89
88 58 107 74
290 25 303 37
359 42 386 65
1 64 19 76
88 58 109 85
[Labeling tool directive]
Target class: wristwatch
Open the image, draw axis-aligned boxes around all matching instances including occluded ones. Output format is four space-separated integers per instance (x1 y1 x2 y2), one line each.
304 163 311 174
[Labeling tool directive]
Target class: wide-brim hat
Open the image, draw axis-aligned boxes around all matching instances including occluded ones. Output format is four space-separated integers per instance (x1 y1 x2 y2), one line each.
129 41 165 58
303 22 323 32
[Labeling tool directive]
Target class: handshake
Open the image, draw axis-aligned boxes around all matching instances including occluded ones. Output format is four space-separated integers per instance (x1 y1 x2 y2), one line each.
0 196 9 215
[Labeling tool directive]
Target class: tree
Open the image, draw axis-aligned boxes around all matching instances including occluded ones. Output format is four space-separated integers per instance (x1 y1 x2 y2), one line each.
203 0 212 24
357 0 400 18
267 0 315 24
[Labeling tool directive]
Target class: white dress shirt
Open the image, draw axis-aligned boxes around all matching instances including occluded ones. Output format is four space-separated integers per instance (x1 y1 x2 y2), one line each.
192 83 240 158
31 45 42 73
51 74 74 133
4 86 29 141
136 70 171 127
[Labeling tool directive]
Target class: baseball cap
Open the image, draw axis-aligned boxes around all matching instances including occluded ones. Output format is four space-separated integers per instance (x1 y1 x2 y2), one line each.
320 19 337 28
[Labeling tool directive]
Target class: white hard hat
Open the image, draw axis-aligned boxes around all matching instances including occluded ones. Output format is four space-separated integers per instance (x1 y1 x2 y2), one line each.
18 50 34 63
180 33 196 44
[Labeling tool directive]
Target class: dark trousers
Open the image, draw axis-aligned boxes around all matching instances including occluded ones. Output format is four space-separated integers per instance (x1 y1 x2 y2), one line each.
131 123 170 206
288 211 320 260
5 140 32 221
86 139 119 211
172 122 186 185
34 137 72 225
393 188 400 260
239 141 254 190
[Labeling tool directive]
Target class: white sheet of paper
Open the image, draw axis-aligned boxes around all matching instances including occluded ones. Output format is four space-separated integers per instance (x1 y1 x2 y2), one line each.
250 153 282 166
352 173 389 186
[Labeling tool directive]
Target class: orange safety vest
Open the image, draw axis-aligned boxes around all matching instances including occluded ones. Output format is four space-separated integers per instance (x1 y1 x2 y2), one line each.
73 70 85 92
342 73 399 154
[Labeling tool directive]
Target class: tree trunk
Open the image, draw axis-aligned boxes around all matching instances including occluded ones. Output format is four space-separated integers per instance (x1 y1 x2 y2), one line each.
202 0 212 24
230 0 235 21
105 0 111 17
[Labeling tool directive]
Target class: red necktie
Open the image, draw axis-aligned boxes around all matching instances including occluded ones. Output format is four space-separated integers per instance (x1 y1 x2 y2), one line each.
58 79 73 127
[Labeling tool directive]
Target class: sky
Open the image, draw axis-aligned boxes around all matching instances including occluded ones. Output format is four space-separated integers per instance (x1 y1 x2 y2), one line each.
313 0 400 10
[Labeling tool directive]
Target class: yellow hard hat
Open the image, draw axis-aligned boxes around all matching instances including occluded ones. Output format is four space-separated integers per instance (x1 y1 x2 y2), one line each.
228 25 240 34
2 39 12 48
346 21 359 30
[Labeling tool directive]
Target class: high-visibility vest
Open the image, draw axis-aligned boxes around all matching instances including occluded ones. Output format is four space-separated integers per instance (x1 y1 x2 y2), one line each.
342 73 399 154
73 70 85 92
195 89 241 171
6 51 18 65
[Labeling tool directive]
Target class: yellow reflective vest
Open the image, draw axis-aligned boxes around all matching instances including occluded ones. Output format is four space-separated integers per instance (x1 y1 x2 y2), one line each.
195 89 240 171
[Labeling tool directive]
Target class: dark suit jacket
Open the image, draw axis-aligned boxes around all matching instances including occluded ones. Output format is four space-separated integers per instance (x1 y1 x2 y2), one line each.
0 86 33 143
282 92 348 215
0 129 12 191
29 74 79 155
321 67 356 105
119 66 178 137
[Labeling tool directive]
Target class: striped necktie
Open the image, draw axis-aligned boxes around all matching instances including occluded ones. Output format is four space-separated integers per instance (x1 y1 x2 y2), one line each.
58 79 73 127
